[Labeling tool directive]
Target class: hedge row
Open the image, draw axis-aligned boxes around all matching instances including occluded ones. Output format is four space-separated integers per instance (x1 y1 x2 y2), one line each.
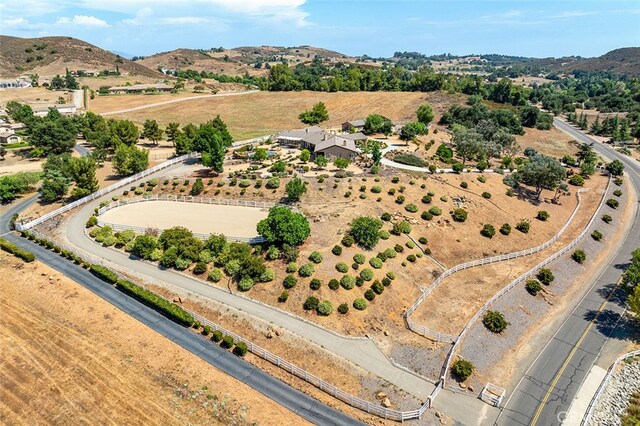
115 278 195 327
89 264 118 284
0 237 35 262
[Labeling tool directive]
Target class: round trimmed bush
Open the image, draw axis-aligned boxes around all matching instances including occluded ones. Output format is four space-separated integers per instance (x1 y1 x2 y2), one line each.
460 181 468 189
418 237 428 244
208 268 223 282
386 271 395 280
371 186 382 193
359 268 374 281
221 335 234 349
378 230 390 240
606 199 619 209
211 330 223 342
382 277 391 286
260 268 275 282
332 245 342 256
364 289 376 301
500 223 511 235
452 359 474 381
516 220 531 234
328 279 340 290
238 276 254 291
591 230 603 241
303 296 319 311
421 211 433 221
602 214 613 224
481 224 496 238
338 303 349 314
278 291 289 303
482 191 492 199
395 195 405 204
537 268 555 285
381 212 392 221
392 221 412 235
452 208 468 222
370 280 384 294
353 298 368 310
286 262 298 273
283 274 297 289
422 195 432 204
174 257 191 270
353 253 366 264
309 251 323 264
233 342 248 357
267 245 280 260
310 278 322 290
317 301 333 316
384 248 396 259
299 262 315 277
341 234 355 247
526 279 542 295
407 254 417 262
369 257 383 269
613 189 622 197
429 206 442 216
536 211 550 221
266 177 280 189
569 174 585 186
482 310 509 333
193 261 207 275
336 262 349 273
405 203 418 213
340 275 356 289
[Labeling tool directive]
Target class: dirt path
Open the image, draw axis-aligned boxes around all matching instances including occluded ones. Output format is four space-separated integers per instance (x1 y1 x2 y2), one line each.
0 252 310 426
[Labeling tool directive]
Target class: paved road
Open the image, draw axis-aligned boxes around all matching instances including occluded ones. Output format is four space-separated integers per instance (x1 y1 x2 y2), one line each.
1 196 365 426
495 118 640 426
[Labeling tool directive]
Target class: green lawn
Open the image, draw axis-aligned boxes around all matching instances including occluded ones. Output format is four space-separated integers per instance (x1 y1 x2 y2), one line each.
3 142 31 149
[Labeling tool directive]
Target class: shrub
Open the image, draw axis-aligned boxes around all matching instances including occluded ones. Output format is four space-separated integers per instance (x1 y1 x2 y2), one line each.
452 162 464 173
386 271 396 280
572 250 586 264
405 203 418 213
208 268 223 282
233 341 248 357
381 212 391 221
212 330 223 342
328 279 340 290
238 276 254 291
259 268 275 282
303 296 320 310
86 216 98 228
369 257 383 269
286 262 298 273
278 290 289 302
395 195 405 204
500 223 511 235
174 257 191 270
602 214 613 224
606 199 619 209
299 262 315 277
421 195 432 204
428 206 442 216
482 191 492 199
221 336 234 349
353 298 368 310
193 261 207 275
421 211 433 221
392 176 400 183
537 268 555 285
460 181 468 189
332 245 342 256
536 211 549 221
379 230 390 240
526 279 543 295
283 274 297 289
199 249 214 264
452 208 468 222
591 230 603 241
310 278 322 290
338 303 349 314
418 237 428 244
483 310 509 333
90 264 118 284
360 268 374 281
371 280 384 294
569 174 585 186
336 262 349 273
387 188 396 196
267 245 280 260
353 253 366 264
452 359 474 381
392 221 412 235
384 248 397 258
190 178 204 195
481 224 496 238
317 301 333 316
516 220 531 234
309 251 323 264
340 275 356 290
614 177 623 186
377 251 388 262
407 254 417 262
115 278 194 326
394 153 427 167
364 289 376 301
371 186 382 193
613 189 622 197
266 177 280 189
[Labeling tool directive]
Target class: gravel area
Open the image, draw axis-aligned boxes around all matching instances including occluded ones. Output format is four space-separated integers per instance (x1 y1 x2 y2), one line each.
458 177 629 389
589 360 640 426
390 344 449 381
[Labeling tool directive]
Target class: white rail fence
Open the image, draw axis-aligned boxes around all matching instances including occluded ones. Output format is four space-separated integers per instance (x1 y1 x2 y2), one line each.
16 152 201 231
441 178 612 387
405 188 590 343
581 350 640 425
20 229 428 422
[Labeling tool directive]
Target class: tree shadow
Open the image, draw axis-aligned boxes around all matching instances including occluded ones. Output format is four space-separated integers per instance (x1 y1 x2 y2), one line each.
595 283 629 309
582 307 640 343
513 186 542 206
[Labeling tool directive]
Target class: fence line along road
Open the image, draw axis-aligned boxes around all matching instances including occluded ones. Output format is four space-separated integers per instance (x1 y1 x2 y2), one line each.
440 177 611 387
405 187 590 343
581 350 640 425
21 227 429 422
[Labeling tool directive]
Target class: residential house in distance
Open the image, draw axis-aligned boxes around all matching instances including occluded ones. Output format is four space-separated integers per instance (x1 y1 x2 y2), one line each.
108 83 174 94
0 79 32 89
275 126 367 159
342 119 366 132
33 104 78 117
0 129 21 145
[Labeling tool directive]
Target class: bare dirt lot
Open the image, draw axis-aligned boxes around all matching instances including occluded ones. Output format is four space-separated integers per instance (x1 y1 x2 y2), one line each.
102 90 466 140
100 200 269 238
0 252 308 426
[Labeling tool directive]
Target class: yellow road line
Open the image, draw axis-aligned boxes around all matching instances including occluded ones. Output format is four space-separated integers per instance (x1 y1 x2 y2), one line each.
530 278 622 426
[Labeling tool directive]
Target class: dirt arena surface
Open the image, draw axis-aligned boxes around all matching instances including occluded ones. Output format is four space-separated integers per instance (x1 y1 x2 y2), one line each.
0 252 309 425
99 200 269 238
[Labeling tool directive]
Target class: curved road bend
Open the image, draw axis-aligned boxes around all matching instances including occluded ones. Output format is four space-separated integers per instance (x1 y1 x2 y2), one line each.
1 197 365 426
495 118 640 426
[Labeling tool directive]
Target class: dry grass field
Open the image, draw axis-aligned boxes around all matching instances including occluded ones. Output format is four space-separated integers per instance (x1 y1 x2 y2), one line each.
103 90 465 140
0 252 308 426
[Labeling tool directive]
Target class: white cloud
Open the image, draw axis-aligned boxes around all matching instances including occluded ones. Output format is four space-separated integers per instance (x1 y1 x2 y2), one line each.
57 15 111 27
2 17 29 27
552 11 600 19
158 16 213 25
122 7 154 25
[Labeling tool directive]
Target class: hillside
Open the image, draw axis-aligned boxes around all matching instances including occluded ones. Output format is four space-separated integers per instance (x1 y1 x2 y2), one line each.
137 45 359 77
0 35 161 78
520 47 640 77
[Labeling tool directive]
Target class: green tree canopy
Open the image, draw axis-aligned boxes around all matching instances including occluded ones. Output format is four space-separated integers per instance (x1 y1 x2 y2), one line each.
363 114 393 135
285 177 307 200
66 156 98 198
400 121 428 141
29 113 77 156
298 102 329 125
257 206 310 246
110 120 139 146
349 216 383 249
517 154 566 198
112 144 149 176
416 103 434 125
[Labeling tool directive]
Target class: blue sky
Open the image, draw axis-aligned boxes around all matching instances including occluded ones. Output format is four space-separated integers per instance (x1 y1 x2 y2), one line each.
1 1 639 58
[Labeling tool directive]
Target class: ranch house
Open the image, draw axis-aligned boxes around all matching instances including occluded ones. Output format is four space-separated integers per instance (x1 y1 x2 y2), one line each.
275 126 366 159
0 130 21 145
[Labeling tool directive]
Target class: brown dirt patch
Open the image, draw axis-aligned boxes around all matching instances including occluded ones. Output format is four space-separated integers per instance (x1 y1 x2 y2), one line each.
0 251 307 426
516 127 579 158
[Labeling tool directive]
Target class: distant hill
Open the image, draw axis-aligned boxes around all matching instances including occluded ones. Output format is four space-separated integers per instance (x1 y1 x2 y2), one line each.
520 48 640 77
137 45 359 77
0 35 161 78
